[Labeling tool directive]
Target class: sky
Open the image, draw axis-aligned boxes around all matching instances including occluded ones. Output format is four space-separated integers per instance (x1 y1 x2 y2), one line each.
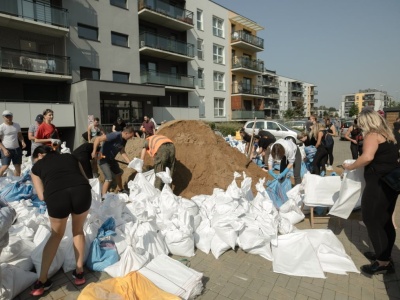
213 0 400 108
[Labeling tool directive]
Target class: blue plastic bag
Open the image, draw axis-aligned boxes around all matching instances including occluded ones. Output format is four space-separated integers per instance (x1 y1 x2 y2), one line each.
266 177 292 208
0 182 33 202
86 217 119 271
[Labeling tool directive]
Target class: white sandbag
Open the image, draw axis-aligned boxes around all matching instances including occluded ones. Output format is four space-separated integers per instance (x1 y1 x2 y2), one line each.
138 254 203 300
8 223 35 241
156 167 172 185
83 215 102 263
240 173 254 201
31 232 65 277
225 172 242 200
163 217 195 257
317 244 359 275
135 219 168 258
127 157 144 173
0 263 37 300
212 214 244 250
114 227 128 256
279 199 305 225
210 234 231 259
159 184 179 222
128 172 158 199
303 173 341 206
180 198 199 217
278 217 296 235
98 193 127 226
104 222 151 278
194 218 215 254
272 232 325 278
60 220 76 273
0 236 35 269
329 161 365 219
33 224 50 246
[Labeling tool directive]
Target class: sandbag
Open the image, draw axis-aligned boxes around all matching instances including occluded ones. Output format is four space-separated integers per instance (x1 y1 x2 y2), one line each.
0 236 35 272
0 263 37 300
279 199 305 225
194 218 215 254
329 161 364 219
303 173 341 206
78 271 179 300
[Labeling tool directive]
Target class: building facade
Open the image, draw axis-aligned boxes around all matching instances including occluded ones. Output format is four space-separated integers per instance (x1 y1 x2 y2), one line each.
0 0 316 148
340 89 390 117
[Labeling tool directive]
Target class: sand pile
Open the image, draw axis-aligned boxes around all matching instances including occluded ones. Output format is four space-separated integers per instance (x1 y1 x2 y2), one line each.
119 120 270 199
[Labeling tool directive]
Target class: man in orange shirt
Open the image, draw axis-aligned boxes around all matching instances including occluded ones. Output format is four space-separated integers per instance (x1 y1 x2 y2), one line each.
140 135 175 190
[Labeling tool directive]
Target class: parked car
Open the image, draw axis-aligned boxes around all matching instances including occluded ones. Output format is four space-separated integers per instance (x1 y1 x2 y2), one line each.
284 120 306 132
243 120 301 143
339 120 354 140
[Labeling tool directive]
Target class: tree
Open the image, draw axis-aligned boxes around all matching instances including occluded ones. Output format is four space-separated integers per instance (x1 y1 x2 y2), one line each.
348 104 358 117
293 100 305 118
328 107 336 111
323 110 329 117
283 108 295 119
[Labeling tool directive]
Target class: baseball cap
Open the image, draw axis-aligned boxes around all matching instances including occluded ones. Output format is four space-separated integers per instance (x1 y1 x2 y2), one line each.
35 114 44 123
2 110 13 116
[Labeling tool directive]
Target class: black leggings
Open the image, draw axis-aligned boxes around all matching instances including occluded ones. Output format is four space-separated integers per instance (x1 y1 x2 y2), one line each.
311 146 328 175
326 144 334 166
362 172 398 261
280 146 302 185
350 143 363 159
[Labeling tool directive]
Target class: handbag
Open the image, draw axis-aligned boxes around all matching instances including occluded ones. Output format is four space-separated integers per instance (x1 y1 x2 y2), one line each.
381 167 400 192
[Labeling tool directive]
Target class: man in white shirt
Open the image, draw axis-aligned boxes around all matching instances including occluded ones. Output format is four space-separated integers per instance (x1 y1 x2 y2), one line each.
0 110 26 176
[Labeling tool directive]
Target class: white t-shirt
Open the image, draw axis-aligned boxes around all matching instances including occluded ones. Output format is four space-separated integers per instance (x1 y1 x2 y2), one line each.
0 122 21 149
268 139 297 166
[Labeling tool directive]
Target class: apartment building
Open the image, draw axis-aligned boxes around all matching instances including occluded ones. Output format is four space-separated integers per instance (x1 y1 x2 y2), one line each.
271 74 317 118
340 89 389 117
261 70 279 119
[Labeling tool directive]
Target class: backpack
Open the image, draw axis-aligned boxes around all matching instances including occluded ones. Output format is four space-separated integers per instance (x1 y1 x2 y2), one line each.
322 130 334 148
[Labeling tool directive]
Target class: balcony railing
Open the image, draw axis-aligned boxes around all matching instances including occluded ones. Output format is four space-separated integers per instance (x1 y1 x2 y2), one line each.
262 81 279 88
140 70 195 88
138 0 193 25
0 47 71 76
0 0 69 28
231 110 265 119
265 93 279 99
264 104 279 110
139 32 194 58
291 86 302 92
291 96 304 102
232 56 264 72
231 30 264 49
232 83 265 96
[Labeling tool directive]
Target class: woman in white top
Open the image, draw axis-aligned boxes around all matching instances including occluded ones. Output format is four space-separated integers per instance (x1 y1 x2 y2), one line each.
86 117 104 142
267 138 302 185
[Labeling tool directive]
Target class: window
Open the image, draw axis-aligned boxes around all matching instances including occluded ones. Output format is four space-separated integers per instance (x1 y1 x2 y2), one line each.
214 98 225 117
197 39 204 60
110 0 127 9
198 68 204 88
80 67 100 80
213 16 224 37
213 71 224 91
111 31 128 47
197 9 203 30
213 44 224 64
113 71 129 83
78 23 98 41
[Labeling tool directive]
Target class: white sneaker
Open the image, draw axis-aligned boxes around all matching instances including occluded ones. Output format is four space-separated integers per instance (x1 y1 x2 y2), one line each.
326 165 333 171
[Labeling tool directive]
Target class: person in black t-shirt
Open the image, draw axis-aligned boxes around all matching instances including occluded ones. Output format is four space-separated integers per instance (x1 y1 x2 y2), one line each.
72 143 101 179
112 117 126 132
30 146 91 295
253 134 276 166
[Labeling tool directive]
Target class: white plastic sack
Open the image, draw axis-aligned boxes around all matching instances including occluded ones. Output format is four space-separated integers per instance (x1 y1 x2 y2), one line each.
127 158 144 173
279 199 305 225
240 173 254 201
329 160 364 219
272 232 325 278
136 220 168 258
163 216 195 257
212 214 244 250
138 254 203 300
210 234 231 259
194 218 215 254
0 263 37 300
303 173 341 206
0 236 35 272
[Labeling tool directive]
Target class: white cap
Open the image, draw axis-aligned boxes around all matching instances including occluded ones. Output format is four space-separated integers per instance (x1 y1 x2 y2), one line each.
2 110 13 116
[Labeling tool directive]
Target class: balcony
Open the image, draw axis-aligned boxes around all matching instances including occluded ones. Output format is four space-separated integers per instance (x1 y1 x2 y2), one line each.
0 0 69 37
265 93 279 99
231 30 264 52
231 56 264 75
232 83 266 97
291 96 304 102
291 86 302 92
262 80 279 88
139 32 194 62
231 110 265 120
313 90 318 95
264 104 279 110
140 70 195 89
0 47 71 81
138 0 193 31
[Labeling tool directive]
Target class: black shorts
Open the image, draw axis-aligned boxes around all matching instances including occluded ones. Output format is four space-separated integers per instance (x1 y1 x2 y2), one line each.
45 185 91 219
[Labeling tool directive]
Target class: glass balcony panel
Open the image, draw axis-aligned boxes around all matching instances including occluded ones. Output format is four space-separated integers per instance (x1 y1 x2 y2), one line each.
232 83 265 96
0 0 69 28
231 30 264 49
232 56 264 72
141 70 194 88
0 47 70 76
138 0 193 25
140 32 194 58
231 110 264 119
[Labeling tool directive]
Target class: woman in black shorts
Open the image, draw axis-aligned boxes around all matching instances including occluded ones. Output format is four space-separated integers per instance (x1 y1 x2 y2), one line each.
30 146 92 296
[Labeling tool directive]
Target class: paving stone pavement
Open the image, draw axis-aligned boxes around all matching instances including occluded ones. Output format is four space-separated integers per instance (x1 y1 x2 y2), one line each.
16 137 400 300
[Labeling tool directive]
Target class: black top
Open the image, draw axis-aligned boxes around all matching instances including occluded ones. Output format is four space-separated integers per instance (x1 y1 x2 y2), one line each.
113 121 126 132
258 137 275 150
259 130 276 141
393 122 400 151
31 152 90 198
72 143 95 160
365 141 399 176
242 133 251 143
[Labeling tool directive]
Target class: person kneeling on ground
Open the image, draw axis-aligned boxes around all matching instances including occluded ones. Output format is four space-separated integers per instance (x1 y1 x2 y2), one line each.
91 126 135 195
268 138 302 186
30 146 92 296
141 134 175 191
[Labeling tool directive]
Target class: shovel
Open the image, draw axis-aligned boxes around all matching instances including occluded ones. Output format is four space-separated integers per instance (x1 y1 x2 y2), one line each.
245 117 257 167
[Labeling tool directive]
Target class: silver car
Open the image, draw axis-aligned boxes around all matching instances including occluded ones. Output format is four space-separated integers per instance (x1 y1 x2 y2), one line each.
243 120 301 143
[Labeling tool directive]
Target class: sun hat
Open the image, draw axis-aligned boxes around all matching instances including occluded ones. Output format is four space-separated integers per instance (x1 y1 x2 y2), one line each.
2 110 13 116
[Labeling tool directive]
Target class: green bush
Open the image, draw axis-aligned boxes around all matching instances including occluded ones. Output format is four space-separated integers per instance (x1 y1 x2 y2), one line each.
206 122 244 136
